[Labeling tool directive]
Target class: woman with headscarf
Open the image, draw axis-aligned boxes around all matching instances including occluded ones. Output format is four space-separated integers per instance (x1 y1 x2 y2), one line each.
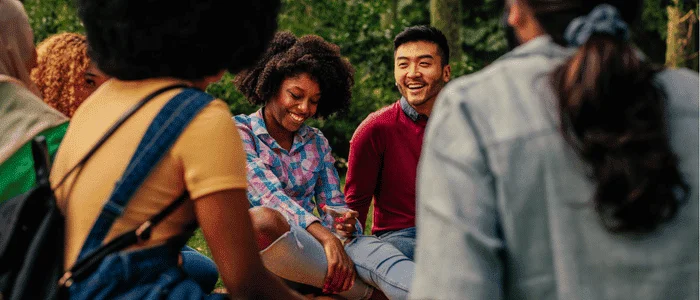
0 0 68 203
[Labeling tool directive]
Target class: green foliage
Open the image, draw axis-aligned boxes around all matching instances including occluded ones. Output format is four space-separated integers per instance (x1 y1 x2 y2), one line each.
258 0 484 169
24 0 83 43
25 0 674 170
461 0 508 66
398 0 430 28
643 0 669 40
206 72 258 116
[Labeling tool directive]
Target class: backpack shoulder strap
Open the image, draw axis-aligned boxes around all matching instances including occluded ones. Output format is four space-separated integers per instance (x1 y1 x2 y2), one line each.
77 88 214 258
53 84 188 189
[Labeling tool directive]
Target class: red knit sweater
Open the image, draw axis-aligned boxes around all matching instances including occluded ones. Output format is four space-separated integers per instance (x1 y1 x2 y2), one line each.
345 100 426 233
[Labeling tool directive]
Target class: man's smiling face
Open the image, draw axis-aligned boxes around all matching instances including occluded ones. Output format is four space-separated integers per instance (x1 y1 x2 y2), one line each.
394 40 450 114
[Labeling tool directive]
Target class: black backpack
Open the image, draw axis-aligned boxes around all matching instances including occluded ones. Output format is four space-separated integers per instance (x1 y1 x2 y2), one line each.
0 136 65 300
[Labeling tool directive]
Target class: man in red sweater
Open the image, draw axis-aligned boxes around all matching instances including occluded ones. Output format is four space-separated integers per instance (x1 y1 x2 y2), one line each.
344 25 451 260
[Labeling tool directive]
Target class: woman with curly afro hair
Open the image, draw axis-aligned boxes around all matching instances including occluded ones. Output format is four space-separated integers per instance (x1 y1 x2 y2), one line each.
234 31 414 300
31 32 109 117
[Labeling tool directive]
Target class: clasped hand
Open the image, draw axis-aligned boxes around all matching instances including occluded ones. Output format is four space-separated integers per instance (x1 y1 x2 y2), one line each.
322 206 360 239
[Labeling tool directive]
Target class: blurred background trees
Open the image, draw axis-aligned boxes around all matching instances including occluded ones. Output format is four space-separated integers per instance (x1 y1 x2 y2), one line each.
23 0 698 175
665 0 698 68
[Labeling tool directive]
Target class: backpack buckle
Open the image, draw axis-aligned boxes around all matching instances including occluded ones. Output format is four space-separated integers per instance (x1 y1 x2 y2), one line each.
58 272 73 288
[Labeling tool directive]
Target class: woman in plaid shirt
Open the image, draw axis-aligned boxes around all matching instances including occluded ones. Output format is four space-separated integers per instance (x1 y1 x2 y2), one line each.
233 32 414 300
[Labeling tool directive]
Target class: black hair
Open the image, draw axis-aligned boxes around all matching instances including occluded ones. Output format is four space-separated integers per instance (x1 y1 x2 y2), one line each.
233 31 355 118
76 0 280 81
393 25 450 66
525 0 689 233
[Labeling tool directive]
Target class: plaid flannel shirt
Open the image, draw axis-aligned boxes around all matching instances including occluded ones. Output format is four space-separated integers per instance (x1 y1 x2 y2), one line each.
234 109 362 235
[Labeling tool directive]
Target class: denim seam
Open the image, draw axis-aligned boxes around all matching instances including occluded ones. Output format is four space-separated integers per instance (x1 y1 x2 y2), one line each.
353 262 409 293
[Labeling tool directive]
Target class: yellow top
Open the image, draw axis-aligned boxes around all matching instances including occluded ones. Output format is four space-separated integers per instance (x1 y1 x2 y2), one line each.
50 78 247 268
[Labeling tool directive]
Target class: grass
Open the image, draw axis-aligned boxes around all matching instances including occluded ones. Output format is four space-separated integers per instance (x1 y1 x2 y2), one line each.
185 176 375 288
186 229 223 288
186 229 212 258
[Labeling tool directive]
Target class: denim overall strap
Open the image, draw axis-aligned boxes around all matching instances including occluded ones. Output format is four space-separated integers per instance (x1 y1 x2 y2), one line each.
77 88 214 259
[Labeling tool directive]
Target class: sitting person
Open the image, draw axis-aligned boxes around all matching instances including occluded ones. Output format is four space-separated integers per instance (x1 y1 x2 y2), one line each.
30 30 216 293
49 0 303 298
0 0 67 203
233 31 414 300
31 32 110 118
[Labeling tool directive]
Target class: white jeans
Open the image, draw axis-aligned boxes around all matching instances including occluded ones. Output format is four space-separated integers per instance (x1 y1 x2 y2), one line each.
260 224 414 300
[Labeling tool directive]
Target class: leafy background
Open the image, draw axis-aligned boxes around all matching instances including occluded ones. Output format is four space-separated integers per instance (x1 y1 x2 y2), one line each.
23 0 686 173
22 0 696 290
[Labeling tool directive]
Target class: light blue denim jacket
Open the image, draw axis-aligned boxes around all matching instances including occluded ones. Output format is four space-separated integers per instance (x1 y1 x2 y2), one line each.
412 35 699 300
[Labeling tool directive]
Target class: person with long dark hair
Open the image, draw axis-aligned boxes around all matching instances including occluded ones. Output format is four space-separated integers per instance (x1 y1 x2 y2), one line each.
412 0 698 299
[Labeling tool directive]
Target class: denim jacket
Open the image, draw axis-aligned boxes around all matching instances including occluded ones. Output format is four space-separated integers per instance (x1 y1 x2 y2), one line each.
412 35 699 300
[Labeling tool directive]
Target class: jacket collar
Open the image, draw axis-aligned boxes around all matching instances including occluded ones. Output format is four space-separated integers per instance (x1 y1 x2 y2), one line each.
496 35 573 62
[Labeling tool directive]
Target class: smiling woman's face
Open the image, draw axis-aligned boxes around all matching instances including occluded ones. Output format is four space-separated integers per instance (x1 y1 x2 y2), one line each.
265 72 321 136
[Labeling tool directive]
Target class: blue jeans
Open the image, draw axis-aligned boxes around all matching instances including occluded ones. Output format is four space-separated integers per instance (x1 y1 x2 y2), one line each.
345 235 414 299
70 244 226 300
377 227 416 261
181 246 219 293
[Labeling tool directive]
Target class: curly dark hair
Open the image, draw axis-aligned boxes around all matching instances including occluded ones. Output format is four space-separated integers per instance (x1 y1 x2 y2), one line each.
234 31 355 118
75 0 280 81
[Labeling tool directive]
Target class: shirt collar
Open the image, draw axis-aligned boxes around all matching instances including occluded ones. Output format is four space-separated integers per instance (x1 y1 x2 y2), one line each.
251 108 312 140
251 109 270 138
400 97 427 122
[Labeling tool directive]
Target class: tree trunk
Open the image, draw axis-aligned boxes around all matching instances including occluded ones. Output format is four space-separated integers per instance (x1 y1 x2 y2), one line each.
665 0 698 69
381 0 398 30
430 0 462 63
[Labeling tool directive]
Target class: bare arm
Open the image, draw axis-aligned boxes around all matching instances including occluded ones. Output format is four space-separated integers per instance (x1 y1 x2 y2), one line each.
194 189 305 299
306 222 356 294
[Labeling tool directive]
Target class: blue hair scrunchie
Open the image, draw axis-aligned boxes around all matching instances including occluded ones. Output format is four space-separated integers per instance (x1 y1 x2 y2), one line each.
564 4 630 47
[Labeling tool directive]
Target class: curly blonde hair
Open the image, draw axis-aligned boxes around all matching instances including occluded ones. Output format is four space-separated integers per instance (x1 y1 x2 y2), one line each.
31 32 90 117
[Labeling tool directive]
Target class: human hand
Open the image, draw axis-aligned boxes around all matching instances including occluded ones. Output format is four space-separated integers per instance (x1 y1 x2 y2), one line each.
320 236 356 294
322 206 359 239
